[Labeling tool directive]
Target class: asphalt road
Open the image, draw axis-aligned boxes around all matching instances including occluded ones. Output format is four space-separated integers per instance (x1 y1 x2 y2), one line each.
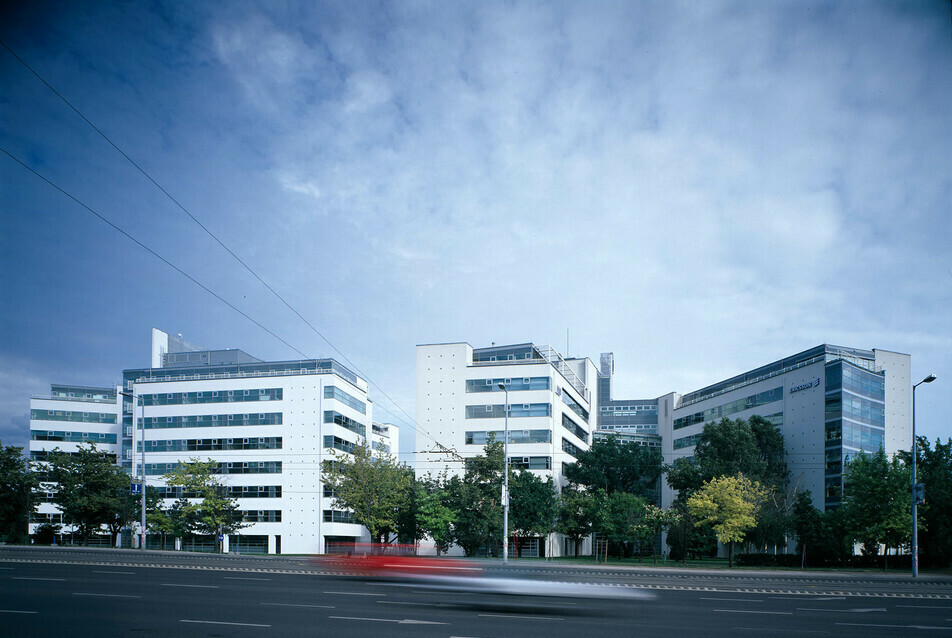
1 547 950 637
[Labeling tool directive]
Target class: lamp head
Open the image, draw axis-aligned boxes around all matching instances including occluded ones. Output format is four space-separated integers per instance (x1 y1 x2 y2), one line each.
923 374 937 384
498 383 506 390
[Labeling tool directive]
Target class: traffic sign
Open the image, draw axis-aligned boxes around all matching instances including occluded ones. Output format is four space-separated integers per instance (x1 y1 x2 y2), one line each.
131 482 142 495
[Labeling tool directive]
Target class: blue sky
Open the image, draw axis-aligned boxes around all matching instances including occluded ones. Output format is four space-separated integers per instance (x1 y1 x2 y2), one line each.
1 1 949 462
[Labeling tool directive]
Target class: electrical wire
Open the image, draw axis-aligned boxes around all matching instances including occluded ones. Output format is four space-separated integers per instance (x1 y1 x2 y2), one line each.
0 38 441 453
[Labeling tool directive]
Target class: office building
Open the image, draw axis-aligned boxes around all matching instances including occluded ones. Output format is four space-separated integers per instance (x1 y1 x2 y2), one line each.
30 329 395 554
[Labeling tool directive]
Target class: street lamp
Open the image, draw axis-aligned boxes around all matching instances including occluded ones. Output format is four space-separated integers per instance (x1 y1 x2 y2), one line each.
119 387 147 551
912 373 936 578
498 382 510 565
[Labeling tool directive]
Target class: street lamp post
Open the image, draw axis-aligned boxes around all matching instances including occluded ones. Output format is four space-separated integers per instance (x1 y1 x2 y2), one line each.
912 373 936 578
498 382 510 565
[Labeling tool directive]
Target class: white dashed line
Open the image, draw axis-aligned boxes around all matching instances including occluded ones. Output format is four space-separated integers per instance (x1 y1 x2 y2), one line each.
181 619 270 627
74 592 142 599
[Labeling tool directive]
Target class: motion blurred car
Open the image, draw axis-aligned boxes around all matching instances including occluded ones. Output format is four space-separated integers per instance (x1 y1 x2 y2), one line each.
312 543 482 580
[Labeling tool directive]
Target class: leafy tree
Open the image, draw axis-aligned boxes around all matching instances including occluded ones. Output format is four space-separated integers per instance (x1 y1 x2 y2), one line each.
47 445 128 545
165 459 247 553
841 448 911 570
791 490 822 568
415 476 455 555
321 442 413 545
443 440 504 556
0 442 37 544
600 491 650 558
563 434 663 500
508 470 556 557
556 487 600 557
687 474 767 567
900 437 952 568
666 500 716 562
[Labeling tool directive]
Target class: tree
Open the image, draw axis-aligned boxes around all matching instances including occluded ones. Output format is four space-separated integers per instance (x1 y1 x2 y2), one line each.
791 490 822 569
443 440 504 556
321 442 413 545
415 475 455 555
563 435 663 500
0 442 36 544
841 448 911 570
46 445 128 545
508 470 556 557
687 474 767 567
556 487 600 557
900 437 952 568
600 492 650 558
165 459 247 553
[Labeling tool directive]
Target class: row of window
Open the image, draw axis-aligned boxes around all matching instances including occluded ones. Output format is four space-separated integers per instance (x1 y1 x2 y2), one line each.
673 433 703 450
323 510 353 523
143 413 283 429
144 461 281 475
324 435 357 455
372 440 391 454
464 403 552 419
465 377 551 393
324 411 366 437
824 419 885 453
561 414 588 443
30 513 63 524
30 451 117 462
31 431 117 444
241 510 281 523
31 410 117 424
465 430 552 445
324 386 366 414
137 437 282 453
599 404 658 413
154 485 282 499
673 386 783 430
561 392 589 421
140 389 282 406
509 456 551 470
561 438 582 459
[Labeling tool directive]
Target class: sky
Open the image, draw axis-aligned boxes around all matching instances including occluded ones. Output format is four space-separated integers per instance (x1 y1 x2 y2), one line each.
1 0 949 464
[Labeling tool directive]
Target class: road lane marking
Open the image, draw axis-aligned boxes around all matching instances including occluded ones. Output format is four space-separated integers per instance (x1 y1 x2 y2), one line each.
329 616 447 625
11 577 64 581
479 614 564 621
161 583 219 588
0 610 38 614
378 601 446 607
701 597 763 602
735 628 829 634
181 619 270 627
714 609 792 615
837 622 952 630
323 591 385 596
224 576 271 581
896 604 952 609
93 570 135 575
74 593 142 599
260 603 334 609
797 608 885 613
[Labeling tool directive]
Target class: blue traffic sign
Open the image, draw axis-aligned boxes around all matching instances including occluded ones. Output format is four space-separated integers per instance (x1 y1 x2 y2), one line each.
130 482 142 495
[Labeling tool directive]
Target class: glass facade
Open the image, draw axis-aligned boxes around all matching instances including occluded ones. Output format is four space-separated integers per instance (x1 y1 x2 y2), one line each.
138 437 282 452
673 387 782 430
561 414 589 443
508 456 551 470
823 360 887 508
145 461 281 475
31 430 117 444
141 388 282 406
324 411 366 436
324 386 366 414
562 437 583 459
31 409 117 424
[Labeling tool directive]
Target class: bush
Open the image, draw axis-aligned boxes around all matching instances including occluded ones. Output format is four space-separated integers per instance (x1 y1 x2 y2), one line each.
33 523 60 545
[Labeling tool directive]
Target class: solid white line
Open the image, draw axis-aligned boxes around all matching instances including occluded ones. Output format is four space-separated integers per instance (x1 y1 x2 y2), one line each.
181 619 270 627
478 614 564 621
162 583 219 588
714 609 792 615
734 628 829 634
0 567 14 570
224 576 271 581
12 577 64 581
260 602 334 609
323 591 385 596
377 601 444 607
896 604 952 609
93 570 135 575
74 593 142 599
701 597 763 602
836 622 952 630
0 610 38 614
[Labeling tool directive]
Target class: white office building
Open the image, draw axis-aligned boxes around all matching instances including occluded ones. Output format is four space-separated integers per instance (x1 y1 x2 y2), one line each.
29 329 395 555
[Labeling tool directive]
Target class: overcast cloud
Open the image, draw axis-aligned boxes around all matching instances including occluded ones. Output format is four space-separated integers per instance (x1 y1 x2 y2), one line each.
1 1 949 460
